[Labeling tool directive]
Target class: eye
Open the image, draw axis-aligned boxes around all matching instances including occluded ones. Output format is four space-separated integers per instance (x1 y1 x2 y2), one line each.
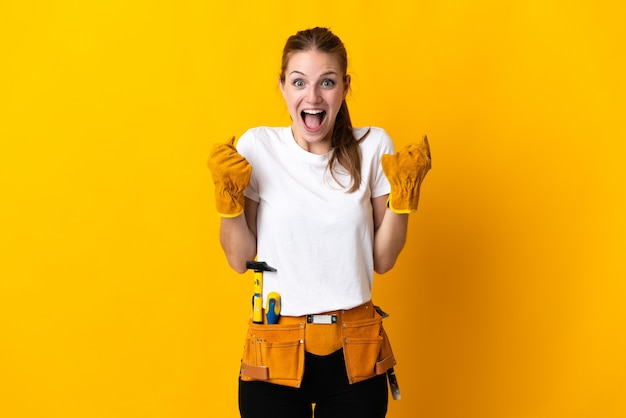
321 79 336 88
293 79 305 87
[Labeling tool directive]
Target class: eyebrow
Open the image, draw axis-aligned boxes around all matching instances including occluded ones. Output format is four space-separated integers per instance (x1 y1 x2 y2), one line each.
289 70 339 77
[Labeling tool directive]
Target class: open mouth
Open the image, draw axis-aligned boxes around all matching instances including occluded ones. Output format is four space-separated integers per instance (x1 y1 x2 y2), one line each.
301 109 326 131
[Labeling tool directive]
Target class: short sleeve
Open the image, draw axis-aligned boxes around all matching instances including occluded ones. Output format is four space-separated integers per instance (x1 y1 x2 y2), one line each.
236 130 260 202
370 128 395 198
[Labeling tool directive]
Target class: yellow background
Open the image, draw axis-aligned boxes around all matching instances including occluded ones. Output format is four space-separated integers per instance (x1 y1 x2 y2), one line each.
2 1 625 417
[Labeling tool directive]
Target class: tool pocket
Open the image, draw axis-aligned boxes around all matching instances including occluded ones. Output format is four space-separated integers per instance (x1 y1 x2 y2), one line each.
240 321 305 388
342 313 396 384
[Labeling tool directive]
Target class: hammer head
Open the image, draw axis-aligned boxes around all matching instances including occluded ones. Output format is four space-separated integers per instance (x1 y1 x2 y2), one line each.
246 260 277 273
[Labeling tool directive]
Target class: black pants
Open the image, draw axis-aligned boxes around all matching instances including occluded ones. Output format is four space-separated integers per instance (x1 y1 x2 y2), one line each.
239 349 388 418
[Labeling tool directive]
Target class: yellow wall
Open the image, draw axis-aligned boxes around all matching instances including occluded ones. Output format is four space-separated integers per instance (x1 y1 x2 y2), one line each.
2 1 625 417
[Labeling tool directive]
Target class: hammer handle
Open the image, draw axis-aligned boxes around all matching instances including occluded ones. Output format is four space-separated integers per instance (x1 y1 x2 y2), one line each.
252 271 263 324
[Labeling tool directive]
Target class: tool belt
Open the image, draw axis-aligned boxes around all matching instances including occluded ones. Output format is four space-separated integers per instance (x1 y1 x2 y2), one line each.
239 301 396 388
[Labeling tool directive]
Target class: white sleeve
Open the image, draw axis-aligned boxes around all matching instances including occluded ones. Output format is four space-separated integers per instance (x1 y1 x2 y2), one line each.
370 128 394 198
236 130 260 202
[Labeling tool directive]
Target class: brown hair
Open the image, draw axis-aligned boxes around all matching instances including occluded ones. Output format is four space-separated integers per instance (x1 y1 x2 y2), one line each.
280 27 363 192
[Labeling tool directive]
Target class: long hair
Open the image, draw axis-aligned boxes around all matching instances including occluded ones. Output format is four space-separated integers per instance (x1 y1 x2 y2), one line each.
279 27 363 192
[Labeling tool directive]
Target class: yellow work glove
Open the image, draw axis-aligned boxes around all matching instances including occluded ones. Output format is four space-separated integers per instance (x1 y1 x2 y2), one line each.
207 136 252 218
382 135 432 214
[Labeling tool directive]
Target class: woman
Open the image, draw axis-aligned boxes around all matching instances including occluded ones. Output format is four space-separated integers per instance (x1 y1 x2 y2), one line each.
208 27 431 418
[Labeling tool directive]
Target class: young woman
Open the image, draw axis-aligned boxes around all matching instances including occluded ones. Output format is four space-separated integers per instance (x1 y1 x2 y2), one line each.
209 27 431 418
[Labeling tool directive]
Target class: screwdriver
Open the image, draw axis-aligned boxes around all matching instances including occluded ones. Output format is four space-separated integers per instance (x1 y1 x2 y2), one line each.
265 292 281 324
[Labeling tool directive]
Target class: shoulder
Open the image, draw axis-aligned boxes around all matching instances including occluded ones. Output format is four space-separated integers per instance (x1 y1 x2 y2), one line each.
238 126 288 144
236 126 290 154
354 126 395 154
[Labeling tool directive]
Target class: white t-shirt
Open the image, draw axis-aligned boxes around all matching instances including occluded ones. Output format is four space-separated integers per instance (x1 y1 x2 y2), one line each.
237 126 394 316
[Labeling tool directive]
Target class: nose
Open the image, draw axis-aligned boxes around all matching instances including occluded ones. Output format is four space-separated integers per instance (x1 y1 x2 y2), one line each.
306 85 322 103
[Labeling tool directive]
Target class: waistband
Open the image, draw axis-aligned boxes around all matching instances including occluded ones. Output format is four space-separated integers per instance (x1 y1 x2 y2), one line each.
275 300 376 326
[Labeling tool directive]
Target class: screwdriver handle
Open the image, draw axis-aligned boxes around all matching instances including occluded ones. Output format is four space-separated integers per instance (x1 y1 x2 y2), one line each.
266 292 281 324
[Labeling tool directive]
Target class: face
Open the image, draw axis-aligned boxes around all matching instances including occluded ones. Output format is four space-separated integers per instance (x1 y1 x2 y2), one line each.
279 50 350 154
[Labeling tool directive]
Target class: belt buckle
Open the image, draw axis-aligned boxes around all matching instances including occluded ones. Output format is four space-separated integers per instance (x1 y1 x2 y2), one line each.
307 314 337 324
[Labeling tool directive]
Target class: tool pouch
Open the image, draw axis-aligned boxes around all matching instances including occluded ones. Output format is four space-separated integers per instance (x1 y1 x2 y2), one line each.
239 320 305 388
342 311 397 384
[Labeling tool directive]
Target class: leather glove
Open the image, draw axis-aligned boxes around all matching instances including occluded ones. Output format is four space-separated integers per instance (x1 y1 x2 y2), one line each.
207 136 252 217
382 135 432 214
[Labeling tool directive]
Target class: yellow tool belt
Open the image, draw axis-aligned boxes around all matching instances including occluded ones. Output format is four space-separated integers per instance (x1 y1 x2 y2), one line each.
239 301 396 388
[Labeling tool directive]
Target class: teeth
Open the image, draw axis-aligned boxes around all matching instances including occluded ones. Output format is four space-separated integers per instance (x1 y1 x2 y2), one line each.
303 109 324 114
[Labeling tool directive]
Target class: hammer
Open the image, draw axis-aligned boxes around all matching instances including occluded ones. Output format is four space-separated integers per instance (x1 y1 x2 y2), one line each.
246 261 277 324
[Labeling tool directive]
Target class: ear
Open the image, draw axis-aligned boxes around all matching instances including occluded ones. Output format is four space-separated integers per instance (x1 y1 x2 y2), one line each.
278 76 287 98
343 75 351 98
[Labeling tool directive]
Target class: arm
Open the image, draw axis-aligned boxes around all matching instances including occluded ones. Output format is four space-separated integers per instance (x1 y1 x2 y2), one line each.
374 135 432 273
372 195 409 274
219 198 258 273
207 136 257 273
